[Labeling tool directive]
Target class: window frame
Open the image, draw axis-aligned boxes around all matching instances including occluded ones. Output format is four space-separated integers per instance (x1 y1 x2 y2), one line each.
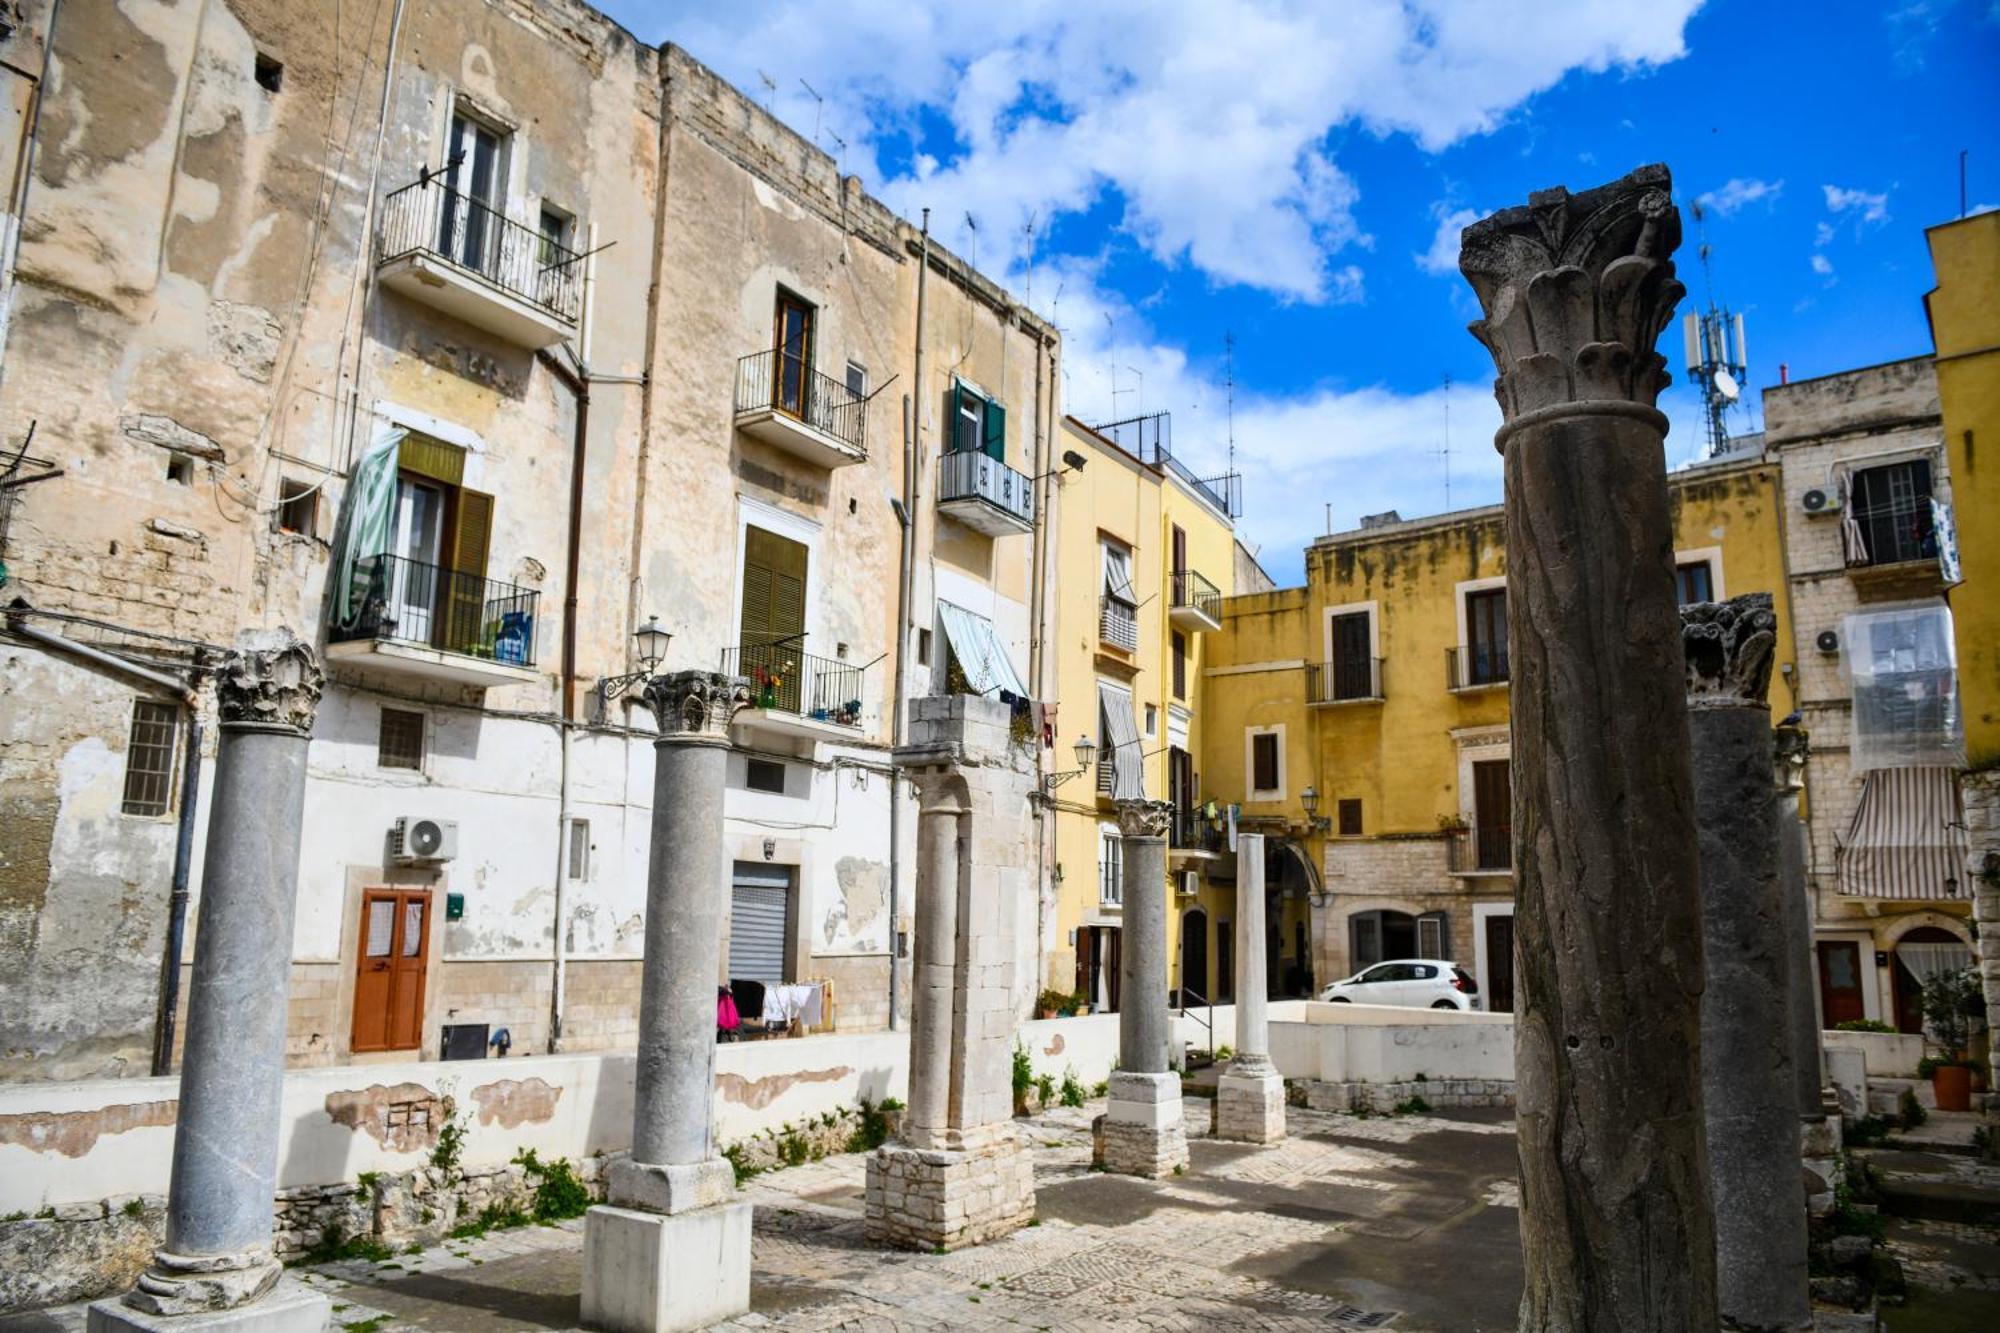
121 699 180 817
377 707 426 771
566 817 591 881
1456 578 1508 687
1098 822 1125 907
1171 630 1187 699
1337 797 1363 837
745 756 788 794
1673 546 1724 607
1246 725 1285 801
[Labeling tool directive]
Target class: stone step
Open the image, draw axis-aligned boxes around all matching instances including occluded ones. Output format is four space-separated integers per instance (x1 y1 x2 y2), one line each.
1851 1148 2000 1225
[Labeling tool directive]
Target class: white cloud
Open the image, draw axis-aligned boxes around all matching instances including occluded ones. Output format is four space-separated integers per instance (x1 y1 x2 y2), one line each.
1815 221 1837 247
1823 184 1892 226
1810 253 1834 276
1696 177 1783 216
1416 203 1483 276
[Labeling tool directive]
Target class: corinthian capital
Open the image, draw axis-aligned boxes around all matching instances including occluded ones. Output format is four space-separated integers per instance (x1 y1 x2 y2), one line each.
1116 798 1173 839
1459 163 1685 441
1682 593 1777 709
216 627 322 733
644 669 750 739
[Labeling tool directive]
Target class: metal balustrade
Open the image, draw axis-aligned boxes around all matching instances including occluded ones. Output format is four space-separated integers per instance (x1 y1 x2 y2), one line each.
733 348 867 455
721 637 865 728
1446 644 1509 690
1446 824 1514 873
1169 568 1221 623
1307 656 1384 703
377 176 583 322
937 448 1035 527
331 554 541 667
1100 597 1139 652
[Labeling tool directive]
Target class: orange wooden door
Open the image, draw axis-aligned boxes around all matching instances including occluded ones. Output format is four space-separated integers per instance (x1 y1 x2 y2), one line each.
352 890 431 1053
1816 941 1865 1028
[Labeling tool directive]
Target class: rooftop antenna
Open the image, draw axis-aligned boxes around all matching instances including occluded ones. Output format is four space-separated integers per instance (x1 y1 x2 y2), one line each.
1440 371 1453 512
1224 332 1237 478
798 78 824 147
1682 199 1748 459
756 70 777 113
825 129 847 175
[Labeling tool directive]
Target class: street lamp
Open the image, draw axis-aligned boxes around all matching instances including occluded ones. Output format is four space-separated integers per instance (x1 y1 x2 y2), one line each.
1300 784 1330 833
593 615 673 720
1040 734 1099 795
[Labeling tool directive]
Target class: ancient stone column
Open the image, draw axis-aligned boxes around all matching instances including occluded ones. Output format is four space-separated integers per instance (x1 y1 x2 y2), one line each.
1777 725 1842 1214
582 671 752 1333
1459 164 1718 1333
1959 770 2000 1162
91 629 330 1333
1216 833 1284 1143
1092 799 1188 1176
1685 596 1812 1331
866 695 1036 1250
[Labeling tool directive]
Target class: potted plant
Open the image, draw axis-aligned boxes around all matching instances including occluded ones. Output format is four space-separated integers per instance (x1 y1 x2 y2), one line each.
1920 965 1983 1113
1036 988 1070 1021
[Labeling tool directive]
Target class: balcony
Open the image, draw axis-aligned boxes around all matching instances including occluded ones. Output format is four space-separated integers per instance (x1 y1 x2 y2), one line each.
375 175 582 349
733 348 867 469
1168 569 1222 632
1307 657 1383 705
1843 493 1956 599
1100 597 1139 653
1446 645 1508 692
1170 804 1223 860
937 449 1035 536
327 554 542 688
720 636 866 741
1446 825 1513 875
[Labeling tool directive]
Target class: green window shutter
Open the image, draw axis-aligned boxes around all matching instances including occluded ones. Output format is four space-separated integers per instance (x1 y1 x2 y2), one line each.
947 381 967 454
983 397 1007 461
399 434 465 486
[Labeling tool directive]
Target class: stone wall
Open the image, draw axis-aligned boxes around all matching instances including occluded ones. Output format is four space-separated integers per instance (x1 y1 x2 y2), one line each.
1297 1077 1513 1114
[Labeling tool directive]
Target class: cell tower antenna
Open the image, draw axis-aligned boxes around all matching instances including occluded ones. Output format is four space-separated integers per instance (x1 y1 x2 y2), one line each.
1681 198 1749 459
1225 332 1237 476
1440 372 1452 512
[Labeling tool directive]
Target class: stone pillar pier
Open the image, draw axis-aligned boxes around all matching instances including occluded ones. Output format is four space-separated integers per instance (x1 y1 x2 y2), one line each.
582 672 751 1333
1685 596 1811 1331
1092 799 1189 1176
1777 726 1841 1209
1960 771 2000 1158
1216 833 1284 1143
866 695 1036 1251
91 630 329 1333
1459 165 1717 1331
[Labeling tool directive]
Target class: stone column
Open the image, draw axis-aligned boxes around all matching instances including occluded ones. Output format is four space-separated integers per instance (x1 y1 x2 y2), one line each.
865 695 1036 1251
91 629 330 1333
1092 799 1188 1176
1459 164 1718 1332
1685 596 1812 1331
582 671 752 1333
1216 833 1284 1143
1777 726 1842 1210
1960 771 2000 1160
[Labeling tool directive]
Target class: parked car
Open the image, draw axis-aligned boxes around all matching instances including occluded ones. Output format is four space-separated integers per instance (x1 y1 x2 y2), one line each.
1319 959 1481 1010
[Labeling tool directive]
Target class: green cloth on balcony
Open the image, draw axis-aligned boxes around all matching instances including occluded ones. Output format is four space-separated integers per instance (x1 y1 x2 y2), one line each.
332 421 407 627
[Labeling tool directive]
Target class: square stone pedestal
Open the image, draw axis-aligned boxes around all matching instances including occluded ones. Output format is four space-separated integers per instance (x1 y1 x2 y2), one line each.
1091 1071 1189 1178
580 1201 751 1333
87 1281 330 1332
1215 1068 1286 1144
865 1131 1035 1250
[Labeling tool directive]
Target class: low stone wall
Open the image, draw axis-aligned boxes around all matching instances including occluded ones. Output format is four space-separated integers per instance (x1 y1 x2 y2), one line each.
1822 1029 1925 1078
1296 1077 1514 1114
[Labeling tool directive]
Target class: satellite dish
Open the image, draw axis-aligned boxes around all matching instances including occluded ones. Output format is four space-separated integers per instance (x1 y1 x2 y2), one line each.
1712 369 1740 403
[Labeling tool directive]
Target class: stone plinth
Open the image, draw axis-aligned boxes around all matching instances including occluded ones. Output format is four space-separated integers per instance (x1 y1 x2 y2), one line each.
88 1280 328 1333
1215 1069 1286 1144
580 1203 751 1333
1092 1071 1188 1177
864 1130 1036 1251
1216 833 1285 1145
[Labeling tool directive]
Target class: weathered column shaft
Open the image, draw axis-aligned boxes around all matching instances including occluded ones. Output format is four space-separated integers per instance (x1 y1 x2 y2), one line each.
1118 810 1171 1075
1233 834 1271 1065
1774 726 1823 1119
1687 597 1810 1331
1460 164 1717 1333
906 794 964 1145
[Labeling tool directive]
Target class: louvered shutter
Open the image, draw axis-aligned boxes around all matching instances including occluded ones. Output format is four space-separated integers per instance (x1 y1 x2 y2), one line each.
983 397 1007 461
441 488 493 654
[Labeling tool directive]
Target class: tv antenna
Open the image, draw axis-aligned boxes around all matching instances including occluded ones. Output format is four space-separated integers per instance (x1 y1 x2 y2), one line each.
1683 200 1749 459
798 78 823 147
1440 372 1453 512
756 70 777 113
1224 332 1237 477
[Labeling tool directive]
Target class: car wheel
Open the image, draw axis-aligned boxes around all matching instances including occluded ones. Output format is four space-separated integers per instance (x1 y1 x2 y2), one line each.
1329 996 1351 1003
1431 1000 1457 1009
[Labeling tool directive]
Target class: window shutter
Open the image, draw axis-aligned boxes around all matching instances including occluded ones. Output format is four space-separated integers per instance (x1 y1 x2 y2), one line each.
440 488 493 652
450 490 493 575
983 397 1007 461
947 382 966 453
399 434 465 486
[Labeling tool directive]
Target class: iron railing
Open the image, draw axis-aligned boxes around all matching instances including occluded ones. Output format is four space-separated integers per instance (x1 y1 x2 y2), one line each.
1445 825 1513 873
377 175 583 322
1100 596 1139 652
1844 492 1941 568
733 347 867 455
721 636 864 728
938 449 1035 525
1307 656 1384 703
331 554 541 667
1446 644 1508 690
1171 804 1223 853
1087 412 1244 517
1169 568 1221 623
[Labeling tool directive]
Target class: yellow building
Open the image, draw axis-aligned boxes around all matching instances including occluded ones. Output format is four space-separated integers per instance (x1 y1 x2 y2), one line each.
1200 451 1794 1009
1042 414 1248 1014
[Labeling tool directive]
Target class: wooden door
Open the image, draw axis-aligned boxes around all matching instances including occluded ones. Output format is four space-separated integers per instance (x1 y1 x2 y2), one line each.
1331 611 1371 699
1816 941 1865 1028
1472 759 1513 870
1486 914 1515 1014
773 293 814 417
352 889 431 1053
1179 908 1208 1006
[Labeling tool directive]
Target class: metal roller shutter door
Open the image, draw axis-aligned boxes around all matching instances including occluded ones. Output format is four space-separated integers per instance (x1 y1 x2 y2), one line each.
729 863 791 981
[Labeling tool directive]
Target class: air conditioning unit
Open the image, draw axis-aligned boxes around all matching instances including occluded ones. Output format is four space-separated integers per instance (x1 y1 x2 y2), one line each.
1815 629 1841 655
1176 869 1199 898
1800 487 1840 516
391 816 458 865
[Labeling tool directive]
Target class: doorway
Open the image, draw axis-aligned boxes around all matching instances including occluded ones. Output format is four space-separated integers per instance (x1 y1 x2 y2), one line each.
1816 941 1867 1029
773 292 815 418
351 889 431 1054
1179 908 1209 1006
441 110 506 273
1077 925 1122 1013
1485 914 1516 1014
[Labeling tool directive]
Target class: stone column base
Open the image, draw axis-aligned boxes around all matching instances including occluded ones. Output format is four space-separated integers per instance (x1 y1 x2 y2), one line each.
1215 1068 1286 1144
580 1201 751 1333
864 1132 1035 1251
1091 1071 1188 1178
87 1280 330 1332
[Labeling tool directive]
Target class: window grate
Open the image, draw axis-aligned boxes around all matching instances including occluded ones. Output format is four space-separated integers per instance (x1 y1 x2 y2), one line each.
121 700 179 816
378 708 425 770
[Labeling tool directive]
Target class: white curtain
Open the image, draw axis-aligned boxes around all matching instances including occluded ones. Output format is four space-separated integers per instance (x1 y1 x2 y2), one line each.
1897 941 1972 986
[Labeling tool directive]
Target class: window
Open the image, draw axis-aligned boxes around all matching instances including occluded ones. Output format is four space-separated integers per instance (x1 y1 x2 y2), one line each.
1251 732 1280 795
443 108 509 273
739 524 809 712
537 204 573 265
377 708 425 770
773 290 815 417
567 818 590 880
845 361 868 401
1171 631 1187 699
121 700 179 816
915 627 931 667
1100 539 1138 651
1098 824 1124 905
166 454 194 485
276 477 319 537
746 757 787 794
1472 759 1513 870
1417 913 1447 959
1098 680 1140 798
1847 459 1937 567
253 53 283 93
1143 703 1158 738
1337 798 1363 837
950 380 1006 460
1465 587 1508 686
1675 560 1715 606
1327 609 1374 700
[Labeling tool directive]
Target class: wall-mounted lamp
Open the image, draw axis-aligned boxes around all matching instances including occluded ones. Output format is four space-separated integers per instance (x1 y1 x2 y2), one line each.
1041 734 1099 794
592 615 672 721
1300 785 1331 834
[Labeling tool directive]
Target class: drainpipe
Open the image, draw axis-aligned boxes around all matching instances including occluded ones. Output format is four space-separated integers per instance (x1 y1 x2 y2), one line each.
152 707 203 1075
888 209 930 1031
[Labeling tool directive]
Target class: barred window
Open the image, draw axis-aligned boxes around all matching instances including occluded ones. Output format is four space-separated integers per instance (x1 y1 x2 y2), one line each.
122 700 179 816
377 708 425 770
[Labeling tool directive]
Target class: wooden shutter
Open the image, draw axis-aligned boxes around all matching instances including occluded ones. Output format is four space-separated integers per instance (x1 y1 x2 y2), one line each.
399 434 465 486
1171 525 1187 575
439 488 493 654
983 397 1007 461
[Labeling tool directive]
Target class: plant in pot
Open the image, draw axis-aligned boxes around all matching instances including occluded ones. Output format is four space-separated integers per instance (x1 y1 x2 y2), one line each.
1919 965 1983 1113
1035 988 1071 1020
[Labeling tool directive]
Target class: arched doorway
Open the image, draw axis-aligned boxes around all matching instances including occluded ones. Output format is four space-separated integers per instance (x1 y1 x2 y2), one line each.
1349 909 1417 972
1891 925 1973 1035
1179 908 1209 1006
1264 839 1318 998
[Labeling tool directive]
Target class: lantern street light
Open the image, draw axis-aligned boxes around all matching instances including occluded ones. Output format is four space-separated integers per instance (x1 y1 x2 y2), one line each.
1300 784 1330 833
1039 734 1100 796
592 615 673 721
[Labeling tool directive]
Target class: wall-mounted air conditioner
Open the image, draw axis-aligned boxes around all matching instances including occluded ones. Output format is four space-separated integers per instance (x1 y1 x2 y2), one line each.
391 816 458 865
1176 869 1199 898
1801 487 1841 516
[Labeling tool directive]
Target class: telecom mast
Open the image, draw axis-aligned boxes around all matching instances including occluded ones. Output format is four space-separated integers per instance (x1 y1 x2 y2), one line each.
1683 200 1748 458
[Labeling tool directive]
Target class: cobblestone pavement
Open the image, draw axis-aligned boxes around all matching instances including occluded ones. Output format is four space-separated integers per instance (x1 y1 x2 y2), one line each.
11 1101 1529 1332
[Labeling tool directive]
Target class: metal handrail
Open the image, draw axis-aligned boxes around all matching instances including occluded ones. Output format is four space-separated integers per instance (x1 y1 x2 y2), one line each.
1445 824 1513 873
1307 657 1384 703
330 553 540 666
733 348 867 454
377 175 583 321
938 448 1035 524
721 636 865 727
1446 644 1509 690
1177 985 1214 1062
1169 568 1221 621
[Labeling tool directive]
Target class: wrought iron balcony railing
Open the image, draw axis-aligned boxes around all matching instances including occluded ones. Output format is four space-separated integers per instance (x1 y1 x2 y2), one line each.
938 448 1035 527
1844 494 1944 569
733 347 867 455
1307 657 1384 703
1169 569 1221 623
1446 644 1509 690
331 554 541 667
1100 596 1139 652
721 636 865 728
376 175 583 322
1171 804 1224 853
1446 825 1514 873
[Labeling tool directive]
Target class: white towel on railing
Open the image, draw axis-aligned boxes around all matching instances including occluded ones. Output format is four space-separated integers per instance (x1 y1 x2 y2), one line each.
763 983 824 1029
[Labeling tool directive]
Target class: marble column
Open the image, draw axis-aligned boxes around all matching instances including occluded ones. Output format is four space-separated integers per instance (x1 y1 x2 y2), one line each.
582 671 752 1333
1459 164 1717 1332
865 695 1036 1251
91 629 329 1333
1092 799 1188 1176
1686 596 1811 1331
1216 833 1284 1143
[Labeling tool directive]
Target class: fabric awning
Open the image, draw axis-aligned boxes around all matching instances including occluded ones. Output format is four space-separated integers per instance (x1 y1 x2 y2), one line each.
1102 542 1136 605
937 601 1029 699
1836 766 1969 900
1097 680 1146 801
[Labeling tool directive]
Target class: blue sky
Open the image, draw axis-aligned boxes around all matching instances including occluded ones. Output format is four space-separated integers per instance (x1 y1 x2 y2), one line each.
602 1 2000 584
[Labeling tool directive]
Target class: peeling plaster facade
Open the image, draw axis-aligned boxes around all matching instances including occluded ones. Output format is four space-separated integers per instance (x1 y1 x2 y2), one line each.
0 1 1054 1080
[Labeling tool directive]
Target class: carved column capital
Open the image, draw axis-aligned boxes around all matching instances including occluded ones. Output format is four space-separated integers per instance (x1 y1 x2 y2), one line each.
1683 593 1778 709
1459 163 1685 450
643 670 750 740
215 628 322 734
1773 724 1809 794
1115 799 1173 840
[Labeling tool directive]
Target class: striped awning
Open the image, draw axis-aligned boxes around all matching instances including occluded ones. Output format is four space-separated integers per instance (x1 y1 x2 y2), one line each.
937 601 1029 699
1836 766 1969 900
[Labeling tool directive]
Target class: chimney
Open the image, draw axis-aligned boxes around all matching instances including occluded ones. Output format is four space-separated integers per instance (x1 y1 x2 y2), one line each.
1779 362 1789 385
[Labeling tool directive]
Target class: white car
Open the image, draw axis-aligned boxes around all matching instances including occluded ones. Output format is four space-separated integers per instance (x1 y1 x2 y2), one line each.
1319 959 1481 1011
